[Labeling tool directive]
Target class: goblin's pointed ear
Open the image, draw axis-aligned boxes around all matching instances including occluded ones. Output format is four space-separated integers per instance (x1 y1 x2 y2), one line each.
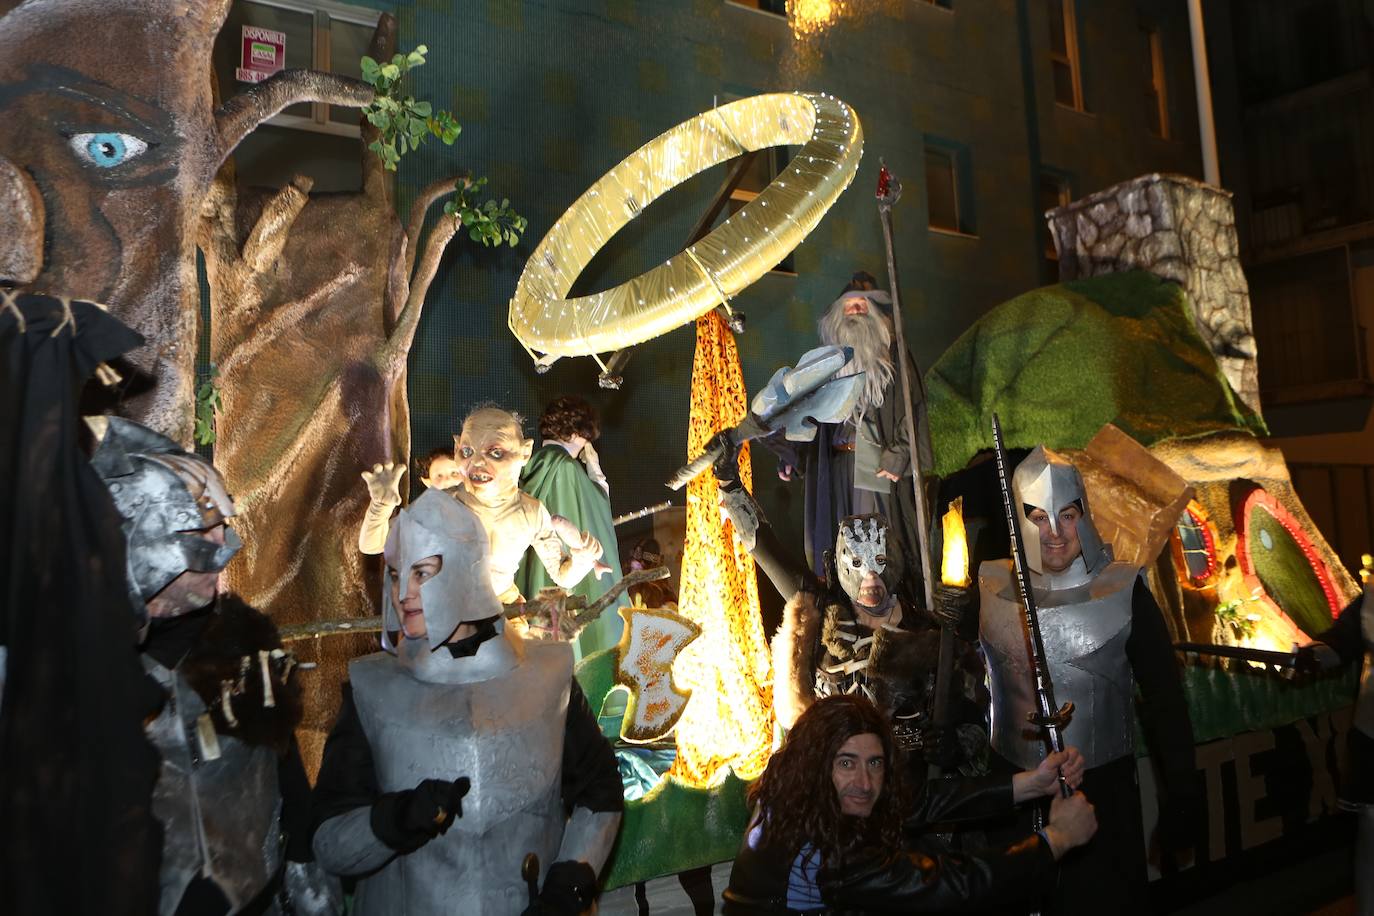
521 438 534 459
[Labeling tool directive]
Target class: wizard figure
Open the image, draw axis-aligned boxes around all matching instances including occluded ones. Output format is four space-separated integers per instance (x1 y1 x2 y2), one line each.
767 271 932 607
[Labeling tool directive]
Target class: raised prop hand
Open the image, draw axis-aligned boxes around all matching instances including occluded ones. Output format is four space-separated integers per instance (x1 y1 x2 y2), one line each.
550 515 610 580
361 462 405 507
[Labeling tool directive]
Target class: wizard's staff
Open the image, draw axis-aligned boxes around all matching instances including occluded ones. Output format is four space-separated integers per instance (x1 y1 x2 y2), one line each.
874 161 935 614
876 162 947 774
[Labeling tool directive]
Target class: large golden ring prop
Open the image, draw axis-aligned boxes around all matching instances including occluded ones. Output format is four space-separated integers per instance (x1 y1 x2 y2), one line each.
508 92 863 362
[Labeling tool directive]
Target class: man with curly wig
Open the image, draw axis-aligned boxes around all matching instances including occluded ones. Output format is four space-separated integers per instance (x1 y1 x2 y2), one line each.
722 695 1097 914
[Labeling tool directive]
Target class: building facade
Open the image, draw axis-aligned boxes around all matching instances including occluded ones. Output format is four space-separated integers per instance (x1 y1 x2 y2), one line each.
211 0 1205 549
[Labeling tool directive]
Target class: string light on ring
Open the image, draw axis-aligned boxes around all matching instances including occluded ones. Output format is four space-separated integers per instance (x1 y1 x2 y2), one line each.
508 92 864 364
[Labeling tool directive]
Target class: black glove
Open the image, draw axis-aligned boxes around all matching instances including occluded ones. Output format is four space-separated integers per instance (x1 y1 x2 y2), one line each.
920 724 963 770
929 583 972 630
370 777 471 853
521 860 597 916
709 431 743 486
1289 641 1341 677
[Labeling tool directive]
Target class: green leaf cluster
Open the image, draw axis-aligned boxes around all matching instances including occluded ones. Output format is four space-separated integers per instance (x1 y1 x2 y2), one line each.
361 45 462 171
194 366 222 446
443 176 529 247
1215 592 1262 641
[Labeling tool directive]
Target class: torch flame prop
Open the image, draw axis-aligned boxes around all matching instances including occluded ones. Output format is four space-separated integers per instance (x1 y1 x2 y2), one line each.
941 497 971 588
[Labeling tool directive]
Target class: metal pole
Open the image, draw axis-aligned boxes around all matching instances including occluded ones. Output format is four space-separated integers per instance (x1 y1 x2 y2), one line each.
875 164 935 618
1187 0 1221 186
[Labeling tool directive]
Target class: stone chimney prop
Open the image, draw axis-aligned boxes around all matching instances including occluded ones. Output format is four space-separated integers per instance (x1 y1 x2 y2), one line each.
1047 173 1260 415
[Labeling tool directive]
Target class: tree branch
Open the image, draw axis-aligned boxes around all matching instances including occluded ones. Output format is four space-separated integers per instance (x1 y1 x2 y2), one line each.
361 14 398 203
404 177 466 281
242 175 314 274
381 213 459 372
214 70 373 164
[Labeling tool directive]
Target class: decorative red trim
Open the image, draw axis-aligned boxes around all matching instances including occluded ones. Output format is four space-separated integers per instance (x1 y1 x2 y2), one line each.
1235 487 1342 618
1176 500 1218 585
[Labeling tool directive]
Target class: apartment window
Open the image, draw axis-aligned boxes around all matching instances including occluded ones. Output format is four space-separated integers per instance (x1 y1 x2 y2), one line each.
1250 247 1362 397
722 147 796 274
926 149 958 232
925 140 975 235
1296 0 1345 88
1144 27 1169 138
729 0 787 14
212 0 381 137
1048 0 1084 110
1039 172 1071 281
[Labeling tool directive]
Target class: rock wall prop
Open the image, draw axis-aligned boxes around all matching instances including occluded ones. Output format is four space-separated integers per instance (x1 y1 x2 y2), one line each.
1047 173 1260 416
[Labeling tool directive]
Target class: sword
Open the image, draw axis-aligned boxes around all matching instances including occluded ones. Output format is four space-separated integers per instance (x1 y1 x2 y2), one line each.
1175 641 1299 668
613 501 672 526
277 568 671 642
992 413 1073 797
522 853 540 908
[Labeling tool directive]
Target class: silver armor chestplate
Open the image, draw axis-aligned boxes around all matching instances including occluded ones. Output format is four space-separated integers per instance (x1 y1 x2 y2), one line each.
979 560 1138 770
1357 582 1374 738
347 640 574 916
143 658 283 916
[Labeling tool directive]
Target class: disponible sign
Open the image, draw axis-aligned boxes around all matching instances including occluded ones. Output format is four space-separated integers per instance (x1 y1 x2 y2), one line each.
235 25 285 83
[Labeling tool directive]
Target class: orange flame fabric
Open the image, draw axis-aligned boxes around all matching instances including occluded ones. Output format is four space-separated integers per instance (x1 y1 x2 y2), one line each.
667 311 774 786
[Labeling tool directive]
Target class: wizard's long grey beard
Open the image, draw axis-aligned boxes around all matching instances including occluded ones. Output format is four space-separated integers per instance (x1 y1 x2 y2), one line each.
819 302 895 415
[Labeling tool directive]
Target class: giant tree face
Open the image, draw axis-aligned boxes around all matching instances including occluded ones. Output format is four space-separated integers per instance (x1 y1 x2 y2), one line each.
0 66 189 296
0 0 227 439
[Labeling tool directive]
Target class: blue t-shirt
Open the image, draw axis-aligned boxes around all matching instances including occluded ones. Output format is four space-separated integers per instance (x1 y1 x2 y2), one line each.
747 818 825 911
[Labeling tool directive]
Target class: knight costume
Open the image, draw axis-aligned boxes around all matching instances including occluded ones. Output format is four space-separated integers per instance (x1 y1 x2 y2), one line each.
311 490 623 916
977 446 1196 916
93 417 336 916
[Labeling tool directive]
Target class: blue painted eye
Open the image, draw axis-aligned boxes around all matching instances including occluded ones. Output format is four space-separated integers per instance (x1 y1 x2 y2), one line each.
69 132 149 168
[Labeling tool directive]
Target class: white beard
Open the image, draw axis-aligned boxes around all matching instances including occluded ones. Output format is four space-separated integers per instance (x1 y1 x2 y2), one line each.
818 302 895 416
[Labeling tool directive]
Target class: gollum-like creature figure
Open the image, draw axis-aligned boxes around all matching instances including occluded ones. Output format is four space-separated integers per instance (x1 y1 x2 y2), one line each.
359 405 607 607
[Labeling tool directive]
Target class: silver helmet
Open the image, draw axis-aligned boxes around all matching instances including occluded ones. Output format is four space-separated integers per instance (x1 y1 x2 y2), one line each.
381 489 504 653
835 514 898 616
90 417 241 619
1011 445 1106 577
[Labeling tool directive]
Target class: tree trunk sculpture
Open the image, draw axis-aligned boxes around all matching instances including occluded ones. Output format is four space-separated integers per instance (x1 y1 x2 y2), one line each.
199 18 474 767
0 0 372 444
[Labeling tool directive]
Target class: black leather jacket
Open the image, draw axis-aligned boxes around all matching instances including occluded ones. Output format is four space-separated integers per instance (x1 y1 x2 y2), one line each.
722 776 1056 914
